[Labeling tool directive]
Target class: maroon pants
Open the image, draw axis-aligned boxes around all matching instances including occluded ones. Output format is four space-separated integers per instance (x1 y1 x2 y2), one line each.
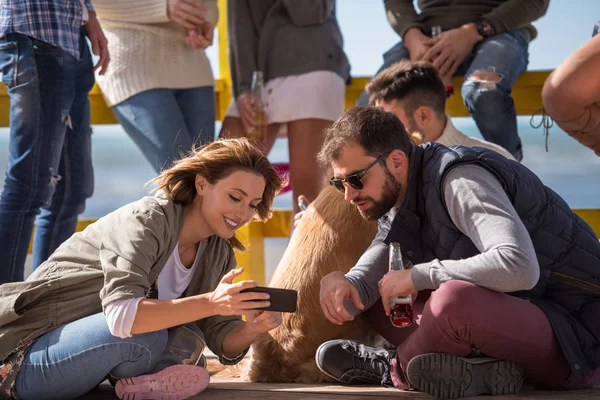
364 280 600 391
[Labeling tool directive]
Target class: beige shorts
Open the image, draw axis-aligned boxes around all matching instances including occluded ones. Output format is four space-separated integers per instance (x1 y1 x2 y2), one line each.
225 70 346 124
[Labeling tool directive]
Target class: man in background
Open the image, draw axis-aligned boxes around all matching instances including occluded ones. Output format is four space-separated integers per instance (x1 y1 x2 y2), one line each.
358 0 550 161
0 0 110 283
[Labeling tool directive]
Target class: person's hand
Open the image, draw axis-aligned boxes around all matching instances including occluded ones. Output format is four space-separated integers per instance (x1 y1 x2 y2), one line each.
167 0 206 30
293 211 305 229
378 269 417 316
422 24 483 79
320 271 364 325
85 12 110 75
186 21 214 49
237 93 258 133
403 27 434 61
244 310 282 334
208 268 271 315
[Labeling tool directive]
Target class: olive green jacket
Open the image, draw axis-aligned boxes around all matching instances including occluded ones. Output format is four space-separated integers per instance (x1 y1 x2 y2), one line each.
0 194 245 363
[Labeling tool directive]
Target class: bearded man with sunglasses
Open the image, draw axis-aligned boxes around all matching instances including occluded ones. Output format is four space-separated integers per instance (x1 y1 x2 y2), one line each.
315 106 600 399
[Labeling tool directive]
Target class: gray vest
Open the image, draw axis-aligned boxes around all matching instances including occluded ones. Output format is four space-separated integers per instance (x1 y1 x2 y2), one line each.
385 143 600 376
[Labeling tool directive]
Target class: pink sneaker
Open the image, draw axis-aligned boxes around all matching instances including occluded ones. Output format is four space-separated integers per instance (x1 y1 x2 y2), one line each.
115 364 210 400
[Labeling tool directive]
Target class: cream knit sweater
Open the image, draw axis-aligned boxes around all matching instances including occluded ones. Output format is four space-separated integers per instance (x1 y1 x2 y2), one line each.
93 0 218 107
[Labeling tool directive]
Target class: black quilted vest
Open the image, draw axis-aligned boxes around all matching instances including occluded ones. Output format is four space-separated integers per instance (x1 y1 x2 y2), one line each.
385 143 600 376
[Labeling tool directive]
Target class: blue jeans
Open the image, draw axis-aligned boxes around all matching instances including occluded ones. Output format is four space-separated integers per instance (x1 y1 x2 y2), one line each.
358 30 529 160
0 33 95 283
16 313 168 400
112 87 215 173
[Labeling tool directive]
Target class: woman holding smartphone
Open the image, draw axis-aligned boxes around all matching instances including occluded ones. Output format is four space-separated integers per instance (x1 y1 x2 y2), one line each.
0 139 284 400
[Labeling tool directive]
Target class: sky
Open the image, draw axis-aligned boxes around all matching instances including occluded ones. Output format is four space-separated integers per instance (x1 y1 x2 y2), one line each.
206 0 600 77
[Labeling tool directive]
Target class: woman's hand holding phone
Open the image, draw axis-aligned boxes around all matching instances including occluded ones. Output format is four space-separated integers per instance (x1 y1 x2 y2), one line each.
208 268 271 316
244 309 283 334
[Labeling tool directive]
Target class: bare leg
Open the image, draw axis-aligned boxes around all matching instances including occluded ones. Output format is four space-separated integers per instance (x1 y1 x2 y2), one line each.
219 117 282 154
219 116 245 139
287 118 332 214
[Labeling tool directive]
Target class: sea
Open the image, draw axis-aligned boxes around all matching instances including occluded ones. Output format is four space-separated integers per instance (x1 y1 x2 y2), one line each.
2 118 599 280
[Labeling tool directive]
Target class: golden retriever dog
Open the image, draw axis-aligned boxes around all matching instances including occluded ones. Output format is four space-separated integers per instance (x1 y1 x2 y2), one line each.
245 185 378 383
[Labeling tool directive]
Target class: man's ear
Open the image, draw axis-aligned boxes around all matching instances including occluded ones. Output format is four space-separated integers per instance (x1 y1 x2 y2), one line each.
195 174 207 195
388 149 408 173
414 106 433 126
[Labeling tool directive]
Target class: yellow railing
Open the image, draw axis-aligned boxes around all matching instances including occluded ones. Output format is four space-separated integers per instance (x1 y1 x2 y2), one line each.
51 210 600 285
166 209 600 284
4 0 599 283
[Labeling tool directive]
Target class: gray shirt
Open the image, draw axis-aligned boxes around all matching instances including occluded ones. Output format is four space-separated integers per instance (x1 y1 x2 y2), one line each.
345 164 540 314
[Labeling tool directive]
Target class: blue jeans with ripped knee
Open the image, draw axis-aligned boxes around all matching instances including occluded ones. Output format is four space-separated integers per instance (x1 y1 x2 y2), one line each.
0 32 95 283
358 30 529 161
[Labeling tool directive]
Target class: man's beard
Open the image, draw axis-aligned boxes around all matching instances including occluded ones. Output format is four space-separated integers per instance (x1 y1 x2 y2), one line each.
356 167 402 221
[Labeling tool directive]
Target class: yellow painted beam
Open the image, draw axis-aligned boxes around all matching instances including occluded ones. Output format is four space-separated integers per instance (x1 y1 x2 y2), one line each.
574 209 600 237
62 208 600 238
89 84 118 125
232 222 266 285
217 0 232 122
0 71 553 128
345 71 552 117
27 209 600 286
263 209 293 238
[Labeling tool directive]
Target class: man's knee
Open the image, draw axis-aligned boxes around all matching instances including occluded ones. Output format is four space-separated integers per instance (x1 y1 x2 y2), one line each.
382 41 411 67
461 70 509 109
426 280 484 320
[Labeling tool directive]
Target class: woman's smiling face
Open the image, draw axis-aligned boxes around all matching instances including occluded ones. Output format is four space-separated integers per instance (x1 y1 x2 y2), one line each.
197 170 266 239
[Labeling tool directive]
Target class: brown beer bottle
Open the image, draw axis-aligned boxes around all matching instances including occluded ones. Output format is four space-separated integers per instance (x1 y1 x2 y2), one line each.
247 71 267 148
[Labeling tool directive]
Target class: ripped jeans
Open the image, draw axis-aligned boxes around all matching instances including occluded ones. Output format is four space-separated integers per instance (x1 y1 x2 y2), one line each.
358 30 529 160
0 32 95 283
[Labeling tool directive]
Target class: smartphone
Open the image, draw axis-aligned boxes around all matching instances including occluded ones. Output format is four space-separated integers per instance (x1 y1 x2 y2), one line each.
240 286 298 313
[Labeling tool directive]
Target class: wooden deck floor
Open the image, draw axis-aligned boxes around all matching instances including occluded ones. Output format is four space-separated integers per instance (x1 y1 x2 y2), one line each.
80 378 600 400
80 360 600 400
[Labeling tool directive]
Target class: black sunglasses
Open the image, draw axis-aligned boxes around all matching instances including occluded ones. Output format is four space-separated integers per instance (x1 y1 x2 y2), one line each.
329 151 391 193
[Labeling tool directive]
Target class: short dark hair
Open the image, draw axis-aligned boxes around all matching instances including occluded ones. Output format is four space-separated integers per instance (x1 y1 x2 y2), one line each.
318 106 414 165
366 60 446 117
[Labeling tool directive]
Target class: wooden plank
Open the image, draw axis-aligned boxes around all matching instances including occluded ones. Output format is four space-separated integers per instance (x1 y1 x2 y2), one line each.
27 208 600 257
233 222 267 285
345 71 552 117
216 0 232 122
263 209 293 238
0 71 553 128
83 379 600 400
574 209 600 237
207 377 425 398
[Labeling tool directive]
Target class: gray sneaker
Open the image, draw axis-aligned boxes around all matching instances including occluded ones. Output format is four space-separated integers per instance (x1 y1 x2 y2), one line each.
406 353 524 399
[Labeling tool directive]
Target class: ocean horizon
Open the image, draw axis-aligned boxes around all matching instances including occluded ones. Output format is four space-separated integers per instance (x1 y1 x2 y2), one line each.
1 116 599 219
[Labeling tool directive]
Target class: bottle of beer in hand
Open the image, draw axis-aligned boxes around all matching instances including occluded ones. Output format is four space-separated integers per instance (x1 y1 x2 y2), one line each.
247 71 267 148
388 242 414 328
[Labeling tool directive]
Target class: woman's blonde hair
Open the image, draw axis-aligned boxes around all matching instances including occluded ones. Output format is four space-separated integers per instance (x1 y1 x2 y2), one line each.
151 138 284 251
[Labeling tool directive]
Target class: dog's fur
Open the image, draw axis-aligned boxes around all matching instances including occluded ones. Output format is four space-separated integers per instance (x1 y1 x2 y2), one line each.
245 185 379 383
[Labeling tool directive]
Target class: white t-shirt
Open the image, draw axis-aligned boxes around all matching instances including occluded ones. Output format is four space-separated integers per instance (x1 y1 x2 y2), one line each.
104 241 207 338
